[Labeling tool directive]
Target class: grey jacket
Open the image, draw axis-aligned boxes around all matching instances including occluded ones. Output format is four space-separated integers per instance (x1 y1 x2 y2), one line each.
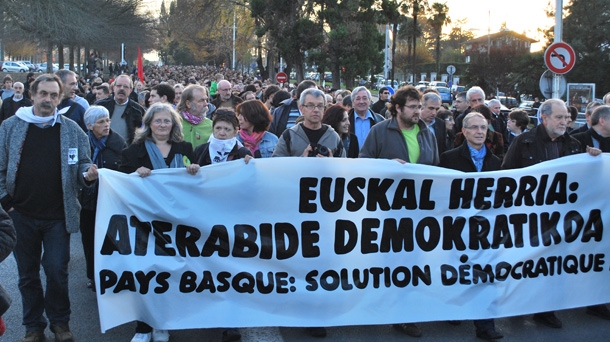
272 123 346 157
0 114 92 233
359 116 439 165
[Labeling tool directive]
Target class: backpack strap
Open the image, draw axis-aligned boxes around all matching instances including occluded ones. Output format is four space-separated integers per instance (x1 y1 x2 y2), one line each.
282 128 292 156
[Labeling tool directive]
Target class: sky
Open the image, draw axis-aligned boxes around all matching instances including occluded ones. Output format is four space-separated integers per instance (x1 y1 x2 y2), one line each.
443 0 558 51
145 0 560 59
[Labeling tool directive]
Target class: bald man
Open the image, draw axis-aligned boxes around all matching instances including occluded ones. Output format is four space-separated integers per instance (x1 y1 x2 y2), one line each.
210 80 243 110
0 82 32 125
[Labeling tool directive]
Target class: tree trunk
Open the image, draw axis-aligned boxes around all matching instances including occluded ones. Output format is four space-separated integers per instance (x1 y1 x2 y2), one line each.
58 43 64 69
69 45 75 71
391 22 398 85
46 41 54 73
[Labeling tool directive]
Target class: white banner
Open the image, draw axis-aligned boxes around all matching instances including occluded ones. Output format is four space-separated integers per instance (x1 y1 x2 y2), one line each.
95 154 610 332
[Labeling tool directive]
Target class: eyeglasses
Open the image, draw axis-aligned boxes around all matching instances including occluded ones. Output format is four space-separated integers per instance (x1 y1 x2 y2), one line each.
382 92 390 95
153 119 172 125
464 125 488 131
303 104 325 111
404 104 422 111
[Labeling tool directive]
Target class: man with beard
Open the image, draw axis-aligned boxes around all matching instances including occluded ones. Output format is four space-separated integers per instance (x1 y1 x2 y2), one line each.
177 84 213 149
360 85 438 165
211 80 243 110
359 85 437 338
95 74 145 144
0 82 32 125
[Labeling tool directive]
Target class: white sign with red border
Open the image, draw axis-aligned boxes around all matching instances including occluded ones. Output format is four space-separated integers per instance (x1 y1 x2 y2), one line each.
544 42 576 74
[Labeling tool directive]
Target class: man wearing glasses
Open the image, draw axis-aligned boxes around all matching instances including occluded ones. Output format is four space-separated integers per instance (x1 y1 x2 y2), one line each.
360 85 438 166
210 79 243 110
371 86 390 114
358 85 438 338
273 88 345 158
95 74 144 145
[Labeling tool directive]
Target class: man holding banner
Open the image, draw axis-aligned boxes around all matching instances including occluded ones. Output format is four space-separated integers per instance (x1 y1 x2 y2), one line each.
503 98 608 327
0 74 98 342
440 112 503 340
359 85 439 337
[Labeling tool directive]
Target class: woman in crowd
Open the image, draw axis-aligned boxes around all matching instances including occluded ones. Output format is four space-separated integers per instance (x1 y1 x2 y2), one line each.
79 106 127 291
437 108 456 150
236 100 278 158
120 103 200 342
194 111 253 165
262 85 280 109
241 91 256 101
270 90 291 111
505 109 530 149
322 104 359 158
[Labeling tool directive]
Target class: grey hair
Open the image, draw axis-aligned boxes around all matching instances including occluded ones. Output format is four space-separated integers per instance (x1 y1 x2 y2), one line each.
350 86 372 102
585 101 603 115
591 105 610 126
84 105 110 128
488 99 501 107
466 86 485 102
133 103 184 144
422 92 441 105
539 98 566 118
55 69 76 84
603 92 610 104
298 88 326 107
462 112 486 129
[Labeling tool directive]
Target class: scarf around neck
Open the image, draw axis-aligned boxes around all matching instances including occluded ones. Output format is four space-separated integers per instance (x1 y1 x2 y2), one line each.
88 131 108 166
15 106 60 126
239 130 265 155
209 136 237 164
144 139 185 169
182 111 204 125
468 143 487 172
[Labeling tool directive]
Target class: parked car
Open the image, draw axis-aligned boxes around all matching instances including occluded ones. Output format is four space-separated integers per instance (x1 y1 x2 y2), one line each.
435 86 452 104
430 81 448 88
498 96 518 108
16 61 39 72
37 63 59 72
375 79 399 90
451 84 465 95
485 100 510 116
1 61 29 72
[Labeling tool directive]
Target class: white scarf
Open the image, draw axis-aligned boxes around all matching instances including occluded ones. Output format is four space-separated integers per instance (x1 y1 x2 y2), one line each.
15 106 60 126
208 136 237 164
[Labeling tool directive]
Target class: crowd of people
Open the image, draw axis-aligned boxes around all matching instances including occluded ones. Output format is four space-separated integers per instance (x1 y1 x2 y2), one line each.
0 64 610 342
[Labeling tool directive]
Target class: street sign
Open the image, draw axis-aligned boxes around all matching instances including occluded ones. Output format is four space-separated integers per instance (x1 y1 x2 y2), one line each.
276 72 288 83
544 42 576 74
539 69 567 99
446 65 456 75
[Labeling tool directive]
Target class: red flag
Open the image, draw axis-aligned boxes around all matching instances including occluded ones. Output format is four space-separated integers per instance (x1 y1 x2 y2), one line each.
137 46 144 82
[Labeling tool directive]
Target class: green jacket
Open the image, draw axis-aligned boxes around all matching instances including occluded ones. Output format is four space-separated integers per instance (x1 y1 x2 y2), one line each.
181 117 213 149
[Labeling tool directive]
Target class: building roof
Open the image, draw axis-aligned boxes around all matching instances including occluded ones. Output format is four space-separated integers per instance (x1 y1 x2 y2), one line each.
465 30 537 45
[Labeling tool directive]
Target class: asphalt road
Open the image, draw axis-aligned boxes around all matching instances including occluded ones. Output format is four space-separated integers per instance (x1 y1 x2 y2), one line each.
1 233 610 341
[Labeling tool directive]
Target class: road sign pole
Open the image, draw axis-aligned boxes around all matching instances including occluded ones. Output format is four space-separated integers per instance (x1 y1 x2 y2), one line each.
553 0 563 98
